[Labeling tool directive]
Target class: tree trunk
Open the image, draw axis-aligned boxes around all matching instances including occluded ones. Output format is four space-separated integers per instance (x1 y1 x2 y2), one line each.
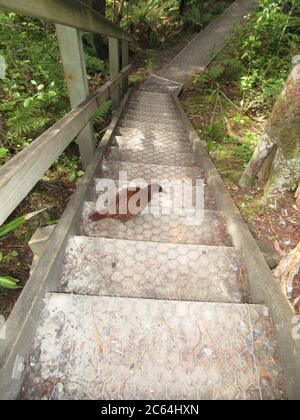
92 0 109 60
179 0 187 16
240 60 300 193
274 242 300 313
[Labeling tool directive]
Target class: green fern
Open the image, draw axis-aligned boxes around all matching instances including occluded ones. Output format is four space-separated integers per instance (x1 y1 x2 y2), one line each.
6 94 66 143
84 53 106 75
8 110 52 139
93 100 112 125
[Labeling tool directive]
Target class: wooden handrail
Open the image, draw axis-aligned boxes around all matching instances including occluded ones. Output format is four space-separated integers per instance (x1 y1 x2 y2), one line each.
0 0 131 41
0 65 132 226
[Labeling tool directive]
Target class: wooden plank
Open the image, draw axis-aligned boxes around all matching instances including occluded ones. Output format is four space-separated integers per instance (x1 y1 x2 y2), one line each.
122 40 129 95
109 37 121 110
0 0 131 41
0 65 131 226
56 25 95 169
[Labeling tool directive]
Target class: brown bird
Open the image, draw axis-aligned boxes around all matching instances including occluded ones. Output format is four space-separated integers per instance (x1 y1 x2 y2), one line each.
89 183 163 222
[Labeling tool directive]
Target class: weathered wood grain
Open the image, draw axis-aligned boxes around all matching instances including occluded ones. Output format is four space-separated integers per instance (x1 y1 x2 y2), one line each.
0 0 131 41
109 38 121 110
56 24 95 168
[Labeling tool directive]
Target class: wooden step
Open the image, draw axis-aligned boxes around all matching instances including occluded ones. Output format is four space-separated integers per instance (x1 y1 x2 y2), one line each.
116 127 190 144
81 202 231 247
126 103 178 116
59 235 249 303
113 134 192 153
101 160 206 184
122 110 179 123
20 294 285 400
93 178 217 210
142 74 183 95
120 117 185 132
106 146 197 166
130 90 174 100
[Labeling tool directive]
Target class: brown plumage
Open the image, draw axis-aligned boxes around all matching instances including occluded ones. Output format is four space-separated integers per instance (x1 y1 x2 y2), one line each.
89 183 163 222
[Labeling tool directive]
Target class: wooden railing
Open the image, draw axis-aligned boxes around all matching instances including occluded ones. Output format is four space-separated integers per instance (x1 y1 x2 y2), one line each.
0 0 131 40
0 0 132 226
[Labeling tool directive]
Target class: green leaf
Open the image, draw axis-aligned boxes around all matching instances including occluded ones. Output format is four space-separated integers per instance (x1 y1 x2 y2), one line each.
0 276 21 290
0 209 46 238
0 148 8 158
68 172 77 182
93 100 112 124
23 98 31 108
0 216 25 237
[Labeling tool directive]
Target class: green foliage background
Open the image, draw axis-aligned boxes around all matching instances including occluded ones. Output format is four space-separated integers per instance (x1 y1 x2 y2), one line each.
194 0 300 108
186 0 300 186
0 13 67 155
0 12 108 164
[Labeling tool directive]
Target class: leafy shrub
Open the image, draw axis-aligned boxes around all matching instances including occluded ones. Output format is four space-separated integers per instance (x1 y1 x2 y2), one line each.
239 0 300 106
93 100 112 125
203 122 227 143
183 1 233 30
121 0 233 49
0 11 109 158
0 148 8 166
0 12 68 153
84 54 106 75
208 65 225 80
194 0 300 109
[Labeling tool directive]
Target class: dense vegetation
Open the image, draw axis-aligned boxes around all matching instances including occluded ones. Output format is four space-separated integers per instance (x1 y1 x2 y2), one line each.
186 0 300 172
0 13 109 165
119 0 233 48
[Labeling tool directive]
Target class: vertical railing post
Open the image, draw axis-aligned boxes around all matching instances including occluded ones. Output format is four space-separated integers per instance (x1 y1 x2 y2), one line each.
121 40 129 96
109 37 121 110
55 25 95 169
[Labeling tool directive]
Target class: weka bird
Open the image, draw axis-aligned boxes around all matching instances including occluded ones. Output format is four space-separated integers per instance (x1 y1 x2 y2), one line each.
89 183 163 222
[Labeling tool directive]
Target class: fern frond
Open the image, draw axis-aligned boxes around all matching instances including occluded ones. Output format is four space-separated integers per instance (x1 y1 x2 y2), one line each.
93 100 112 124
8 109 53 139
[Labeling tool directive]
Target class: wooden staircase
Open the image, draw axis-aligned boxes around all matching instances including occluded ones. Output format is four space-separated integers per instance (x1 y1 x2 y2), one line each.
19 90 285 400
